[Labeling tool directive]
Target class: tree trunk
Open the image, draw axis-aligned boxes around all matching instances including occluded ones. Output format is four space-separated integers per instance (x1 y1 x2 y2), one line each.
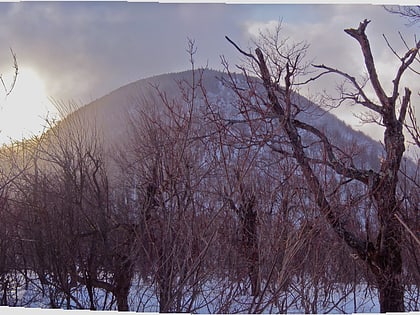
243 209 260 296
370 107 405 312
248 251 260 297
370 204 404 312
110 243 134 312
371 222 404 312
115 290 130 312
377 272 404 313
158 273 172 313
231 187 261 297
85 274 96 310
114 266 132 311
0 277 8 306
158 248 173 313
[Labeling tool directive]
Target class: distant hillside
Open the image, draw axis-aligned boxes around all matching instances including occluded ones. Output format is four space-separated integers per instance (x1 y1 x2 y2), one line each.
62 69 387 172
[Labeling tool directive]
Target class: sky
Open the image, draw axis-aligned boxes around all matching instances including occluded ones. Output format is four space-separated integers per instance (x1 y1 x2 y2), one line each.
0 1 418 150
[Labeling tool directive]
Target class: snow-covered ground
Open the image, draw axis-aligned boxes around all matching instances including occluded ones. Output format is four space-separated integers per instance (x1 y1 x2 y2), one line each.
0 271 394 313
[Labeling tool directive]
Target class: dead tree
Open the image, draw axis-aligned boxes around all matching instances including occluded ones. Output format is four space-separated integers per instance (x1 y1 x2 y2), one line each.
225 19 419 312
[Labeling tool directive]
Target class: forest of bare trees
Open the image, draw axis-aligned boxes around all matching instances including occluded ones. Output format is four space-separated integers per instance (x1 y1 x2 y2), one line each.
0 18 419 313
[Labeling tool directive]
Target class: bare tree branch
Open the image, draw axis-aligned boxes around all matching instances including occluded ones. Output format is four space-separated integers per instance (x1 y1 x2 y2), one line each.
391 42 420 102
312 63 382 113
344 19 389 107
385 5 420 25
293 119 372 184
225 35 259 65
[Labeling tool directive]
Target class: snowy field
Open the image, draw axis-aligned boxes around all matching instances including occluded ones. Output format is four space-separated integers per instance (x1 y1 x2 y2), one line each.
0 271 400 313
3 272 420 314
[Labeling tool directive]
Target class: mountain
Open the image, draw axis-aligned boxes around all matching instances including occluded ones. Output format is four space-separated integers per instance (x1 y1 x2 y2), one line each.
64 69 387 172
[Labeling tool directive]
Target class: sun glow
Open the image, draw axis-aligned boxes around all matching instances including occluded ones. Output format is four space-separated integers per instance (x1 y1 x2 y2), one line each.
0 67 56 145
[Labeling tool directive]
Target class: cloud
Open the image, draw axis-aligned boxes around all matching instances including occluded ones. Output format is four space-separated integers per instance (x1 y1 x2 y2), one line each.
28 5 267 100
0 2 249 102
0 2 417 145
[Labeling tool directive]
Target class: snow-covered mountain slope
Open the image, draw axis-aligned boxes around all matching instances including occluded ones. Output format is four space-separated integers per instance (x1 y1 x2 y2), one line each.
64 69 389 173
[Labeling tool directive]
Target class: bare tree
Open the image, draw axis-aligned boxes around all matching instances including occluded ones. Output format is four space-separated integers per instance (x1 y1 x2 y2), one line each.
224 19 419 312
